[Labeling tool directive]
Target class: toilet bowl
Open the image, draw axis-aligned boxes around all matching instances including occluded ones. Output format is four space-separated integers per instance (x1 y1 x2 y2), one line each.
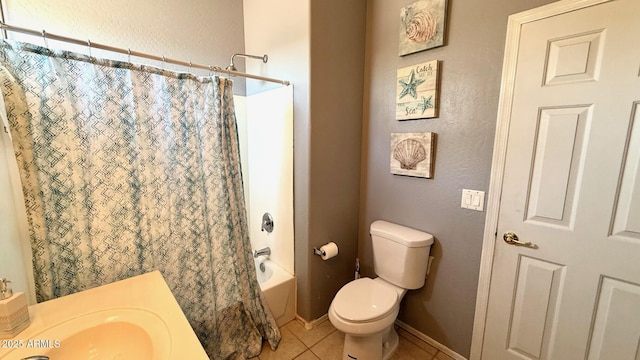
329 277 405 359
328 220 433 360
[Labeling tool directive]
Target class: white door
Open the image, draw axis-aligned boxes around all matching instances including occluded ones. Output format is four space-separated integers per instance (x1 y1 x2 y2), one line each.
481 0 640 359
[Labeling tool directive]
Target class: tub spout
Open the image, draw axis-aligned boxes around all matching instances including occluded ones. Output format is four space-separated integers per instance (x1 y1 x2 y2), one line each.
253 247 271 258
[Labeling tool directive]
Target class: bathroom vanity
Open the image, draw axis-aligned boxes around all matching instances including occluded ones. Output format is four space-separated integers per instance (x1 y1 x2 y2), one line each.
0 271 208 359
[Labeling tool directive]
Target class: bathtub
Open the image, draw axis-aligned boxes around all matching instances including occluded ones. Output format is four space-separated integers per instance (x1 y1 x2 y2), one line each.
255 258 296 326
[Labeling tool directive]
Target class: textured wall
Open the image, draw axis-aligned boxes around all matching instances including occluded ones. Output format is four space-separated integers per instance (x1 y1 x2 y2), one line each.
2 0 247 93
307 0 367 320
360 0 555 357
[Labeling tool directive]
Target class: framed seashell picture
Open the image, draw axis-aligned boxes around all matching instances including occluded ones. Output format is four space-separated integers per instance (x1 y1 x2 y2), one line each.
391 132 436 178
399 0 448 56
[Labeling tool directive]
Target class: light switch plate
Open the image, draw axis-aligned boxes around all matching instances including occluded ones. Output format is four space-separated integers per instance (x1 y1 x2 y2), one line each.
461 189 485 211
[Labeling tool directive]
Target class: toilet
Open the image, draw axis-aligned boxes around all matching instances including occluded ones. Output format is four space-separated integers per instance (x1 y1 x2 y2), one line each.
328 220 433 360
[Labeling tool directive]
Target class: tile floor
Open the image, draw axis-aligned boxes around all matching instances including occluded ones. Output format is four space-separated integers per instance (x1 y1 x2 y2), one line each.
252 318 456 360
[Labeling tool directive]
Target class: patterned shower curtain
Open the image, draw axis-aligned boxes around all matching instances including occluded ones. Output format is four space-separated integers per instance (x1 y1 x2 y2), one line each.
0 40 280 359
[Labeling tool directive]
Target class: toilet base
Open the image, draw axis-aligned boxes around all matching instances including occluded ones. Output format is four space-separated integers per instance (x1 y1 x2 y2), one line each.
383 327 399 360
341 326 400 360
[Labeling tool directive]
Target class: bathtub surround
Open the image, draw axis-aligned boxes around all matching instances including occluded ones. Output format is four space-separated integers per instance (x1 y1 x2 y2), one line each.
0 40 279 358
255 259 297 326
236 84 296 327
244 86 295 276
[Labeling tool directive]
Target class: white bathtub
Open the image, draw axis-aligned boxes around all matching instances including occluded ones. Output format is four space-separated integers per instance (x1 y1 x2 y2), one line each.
255 258 296 326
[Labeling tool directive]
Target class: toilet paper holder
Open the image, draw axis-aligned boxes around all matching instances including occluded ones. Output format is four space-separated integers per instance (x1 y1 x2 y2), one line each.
313 242 339 260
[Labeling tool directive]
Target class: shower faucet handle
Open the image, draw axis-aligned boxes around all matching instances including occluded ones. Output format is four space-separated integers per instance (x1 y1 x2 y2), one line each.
261 212 274 233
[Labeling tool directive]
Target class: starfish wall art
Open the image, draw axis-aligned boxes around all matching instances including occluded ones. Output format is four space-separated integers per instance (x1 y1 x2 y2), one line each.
396 60 439 120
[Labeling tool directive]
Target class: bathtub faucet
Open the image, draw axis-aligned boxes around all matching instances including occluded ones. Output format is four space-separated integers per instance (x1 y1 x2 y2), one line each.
253 247 271 258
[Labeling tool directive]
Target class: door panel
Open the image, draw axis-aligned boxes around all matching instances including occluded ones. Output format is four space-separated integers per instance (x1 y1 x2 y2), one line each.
507 256 566 359
610 102 640 240
543 29 606 86
587 277 640 360
526 106 591 227
482 0 640 359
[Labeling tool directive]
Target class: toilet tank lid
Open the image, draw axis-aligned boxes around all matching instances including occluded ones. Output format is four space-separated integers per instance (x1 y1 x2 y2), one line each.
370 220 434 247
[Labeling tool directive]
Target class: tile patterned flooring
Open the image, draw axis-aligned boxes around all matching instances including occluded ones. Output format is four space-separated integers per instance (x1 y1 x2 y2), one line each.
252 318 457 360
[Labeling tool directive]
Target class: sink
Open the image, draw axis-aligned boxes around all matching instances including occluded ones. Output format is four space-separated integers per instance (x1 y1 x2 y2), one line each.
0 272 207 360
47 321 154 358
6 308 169 359
41 308 170 359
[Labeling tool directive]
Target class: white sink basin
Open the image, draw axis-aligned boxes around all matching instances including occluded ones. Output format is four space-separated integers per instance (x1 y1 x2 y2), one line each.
44 308 170 359
0 272 207 360
47 321 155 358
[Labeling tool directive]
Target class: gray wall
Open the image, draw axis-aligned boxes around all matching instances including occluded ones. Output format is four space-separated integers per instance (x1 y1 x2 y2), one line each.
360 0 555 357
305 0 367 320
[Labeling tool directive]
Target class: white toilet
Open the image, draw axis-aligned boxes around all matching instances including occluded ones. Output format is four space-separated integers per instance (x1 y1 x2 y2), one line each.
328 220 433 360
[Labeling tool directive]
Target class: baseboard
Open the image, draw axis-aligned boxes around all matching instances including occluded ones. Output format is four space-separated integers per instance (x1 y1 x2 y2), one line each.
295 313 328 330
293 313 467 359
395 320 467 360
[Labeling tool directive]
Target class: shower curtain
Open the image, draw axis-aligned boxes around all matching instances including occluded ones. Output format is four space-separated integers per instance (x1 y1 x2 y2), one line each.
0 40 280 359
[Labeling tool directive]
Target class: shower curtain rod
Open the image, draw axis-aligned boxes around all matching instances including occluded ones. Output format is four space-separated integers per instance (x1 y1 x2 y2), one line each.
0 21 291 86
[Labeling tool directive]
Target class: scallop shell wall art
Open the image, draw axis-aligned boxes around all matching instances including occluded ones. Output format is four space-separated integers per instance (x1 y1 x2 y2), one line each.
399 0 448 56
396 60 439 120
391 132 436 178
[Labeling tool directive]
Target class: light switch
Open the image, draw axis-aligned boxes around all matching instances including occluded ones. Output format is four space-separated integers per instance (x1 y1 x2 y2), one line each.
472 195 481 207
461 189 485 211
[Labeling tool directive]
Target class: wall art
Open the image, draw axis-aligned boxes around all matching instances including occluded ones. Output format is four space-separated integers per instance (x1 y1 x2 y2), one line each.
390 132 436 178
399 0 448 56
396 60 439 120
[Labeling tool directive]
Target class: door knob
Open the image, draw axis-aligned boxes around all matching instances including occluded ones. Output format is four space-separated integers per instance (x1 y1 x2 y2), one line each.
503 232 533 247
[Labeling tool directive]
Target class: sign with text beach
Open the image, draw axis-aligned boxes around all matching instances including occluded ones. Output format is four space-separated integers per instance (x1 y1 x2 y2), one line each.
396 60 439 120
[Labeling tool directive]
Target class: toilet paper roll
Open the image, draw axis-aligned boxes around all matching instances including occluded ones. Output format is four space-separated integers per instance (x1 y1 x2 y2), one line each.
320 242 339 260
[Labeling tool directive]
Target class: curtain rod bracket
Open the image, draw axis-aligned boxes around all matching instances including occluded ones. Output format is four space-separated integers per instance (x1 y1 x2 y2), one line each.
226 53 268 72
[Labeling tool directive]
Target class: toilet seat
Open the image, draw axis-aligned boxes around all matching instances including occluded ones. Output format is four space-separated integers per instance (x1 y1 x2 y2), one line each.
332 278 398 323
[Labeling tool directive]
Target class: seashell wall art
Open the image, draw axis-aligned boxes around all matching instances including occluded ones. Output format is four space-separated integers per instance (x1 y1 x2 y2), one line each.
399 0 448 56
391 132 436 178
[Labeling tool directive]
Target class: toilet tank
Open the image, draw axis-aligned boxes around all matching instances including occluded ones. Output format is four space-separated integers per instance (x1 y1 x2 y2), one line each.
370 220 434 290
